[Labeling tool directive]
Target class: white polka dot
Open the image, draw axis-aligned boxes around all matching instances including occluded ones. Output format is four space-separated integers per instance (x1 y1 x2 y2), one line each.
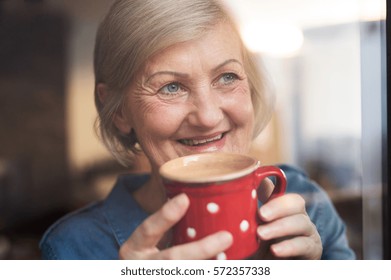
216 252 227 260
240 220 249 232
252 189 257 199
206 202 219 214
187 227 196 238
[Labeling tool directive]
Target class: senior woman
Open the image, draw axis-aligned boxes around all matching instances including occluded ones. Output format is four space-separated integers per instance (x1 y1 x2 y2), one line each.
40 0 355 260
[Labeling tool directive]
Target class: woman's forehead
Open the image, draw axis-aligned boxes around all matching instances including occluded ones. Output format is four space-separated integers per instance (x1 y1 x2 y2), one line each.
140 22 244 77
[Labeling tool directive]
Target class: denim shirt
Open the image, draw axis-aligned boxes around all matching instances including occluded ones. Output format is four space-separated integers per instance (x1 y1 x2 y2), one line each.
39 164 356 260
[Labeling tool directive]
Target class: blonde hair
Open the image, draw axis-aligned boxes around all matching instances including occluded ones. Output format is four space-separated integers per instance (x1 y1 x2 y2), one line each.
94 0 275 166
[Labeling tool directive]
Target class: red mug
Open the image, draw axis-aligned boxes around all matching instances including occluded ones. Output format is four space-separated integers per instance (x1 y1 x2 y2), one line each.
159 152 287 260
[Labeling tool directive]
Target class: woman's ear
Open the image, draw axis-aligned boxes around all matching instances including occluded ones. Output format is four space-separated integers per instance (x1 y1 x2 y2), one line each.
96 83 109 105
96 83 132 134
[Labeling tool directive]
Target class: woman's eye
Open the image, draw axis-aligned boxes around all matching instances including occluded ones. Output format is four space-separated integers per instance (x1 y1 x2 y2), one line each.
218 73 238 85
159 82 182 95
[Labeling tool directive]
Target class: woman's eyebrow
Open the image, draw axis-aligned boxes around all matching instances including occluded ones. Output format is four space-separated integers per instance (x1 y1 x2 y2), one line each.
212 59 243 72
145 71 189 83
145 59 243 83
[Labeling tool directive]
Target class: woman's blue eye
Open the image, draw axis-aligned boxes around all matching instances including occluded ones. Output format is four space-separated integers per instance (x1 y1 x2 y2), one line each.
219 73 238 85
161 83 180 94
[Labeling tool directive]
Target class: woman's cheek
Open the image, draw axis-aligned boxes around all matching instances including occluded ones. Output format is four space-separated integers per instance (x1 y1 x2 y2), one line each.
228 83 254 117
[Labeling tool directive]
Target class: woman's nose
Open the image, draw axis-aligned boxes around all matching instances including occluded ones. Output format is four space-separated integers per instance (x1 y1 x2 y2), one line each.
187 88 224 129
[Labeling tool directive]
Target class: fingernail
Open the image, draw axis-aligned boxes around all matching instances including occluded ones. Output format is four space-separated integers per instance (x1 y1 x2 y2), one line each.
257 227 270 239
173 193 189 206
260 206 272 220
271 244 284 255
217 231 233 244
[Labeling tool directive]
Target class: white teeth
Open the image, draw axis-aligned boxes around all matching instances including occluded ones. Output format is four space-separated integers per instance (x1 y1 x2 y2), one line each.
180 134 223 146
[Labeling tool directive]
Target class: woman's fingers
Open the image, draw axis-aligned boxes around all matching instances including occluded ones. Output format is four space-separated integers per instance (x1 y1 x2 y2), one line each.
269 235 322 260
119 193 189 259
257 178 275 203
257 193 322 259
157 231 233 260
257 213 315 241
259 193 306 222
119 193 234 260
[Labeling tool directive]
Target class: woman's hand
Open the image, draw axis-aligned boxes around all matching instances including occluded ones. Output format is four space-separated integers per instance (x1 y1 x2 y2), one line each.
119 193 233 259
256 180 323 260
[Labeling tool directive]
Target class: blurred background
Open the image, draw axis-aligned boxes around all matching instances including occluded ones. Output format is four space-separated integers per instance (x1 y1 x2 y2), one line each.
0 0 387 259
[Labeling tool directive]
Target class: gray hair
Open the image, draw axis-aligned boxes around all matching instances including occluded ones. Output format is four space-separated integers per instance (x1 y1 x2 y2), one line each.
94 0 275 166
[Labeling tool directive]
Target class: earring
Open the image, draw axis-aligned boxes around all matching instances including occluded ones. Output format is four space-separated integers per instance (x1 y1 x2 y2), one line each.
128 129 142 151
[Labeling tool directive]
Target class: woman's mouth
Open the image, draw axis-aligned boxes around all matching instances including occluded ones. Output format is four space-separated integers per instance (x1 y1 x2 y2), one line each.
178 133 225 146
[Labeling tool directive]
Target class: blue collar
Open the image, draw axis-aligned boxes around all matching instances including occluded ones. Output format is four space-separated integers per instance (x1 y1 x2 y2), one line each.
102 174 150 246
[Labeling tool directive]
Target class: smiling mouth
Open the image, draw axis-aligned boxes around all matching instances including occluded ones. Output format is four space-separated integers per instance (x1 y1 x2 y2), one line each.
178 133 225 146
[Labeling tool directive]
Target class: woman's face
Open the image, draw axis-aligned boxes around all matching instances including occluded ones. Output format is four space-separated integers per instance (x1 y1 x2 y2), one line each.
117 22 255 171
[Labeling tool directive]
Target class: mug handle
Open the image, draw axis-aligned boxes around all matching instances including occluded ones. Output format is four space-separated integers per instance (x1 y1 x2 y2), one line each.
255 165 287 200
